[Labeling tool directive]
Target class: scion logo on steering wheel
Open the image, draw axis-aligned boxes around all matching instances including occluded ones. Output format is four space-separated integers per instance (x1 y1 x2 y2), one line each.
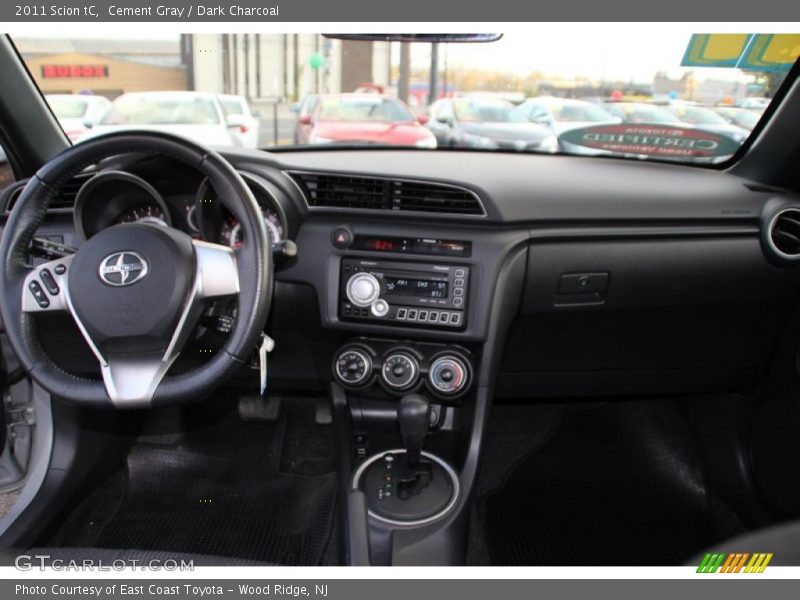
98 252 149 287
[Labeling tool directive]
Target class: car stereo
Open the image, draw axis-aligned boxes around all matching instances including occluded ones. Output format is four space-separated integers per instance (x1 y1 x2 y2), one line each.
339 258 469 329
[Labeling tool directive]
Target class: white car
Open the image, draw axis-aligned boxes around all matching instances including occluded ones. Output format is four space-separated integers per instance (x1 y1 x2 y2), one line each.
45 94 111 142
516 97 621 155
80 91 240 147
663 104 750 144
218 94 260 148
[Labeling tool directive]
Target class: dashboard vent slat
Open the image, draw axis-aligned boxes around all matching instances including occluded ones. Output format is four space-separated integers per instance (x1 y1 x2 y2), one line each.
4 171 94 214
288 171 485 216
768 207 800 259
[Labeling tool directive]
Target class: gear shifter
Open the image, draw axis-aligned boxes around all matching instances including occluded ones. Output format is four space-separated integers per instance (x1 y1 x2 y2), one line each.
396 393 433 499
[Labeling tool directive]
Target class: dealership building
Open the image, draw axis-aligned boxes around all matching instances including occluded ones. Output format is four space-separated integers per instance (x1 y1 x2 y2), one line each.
15 35 392 102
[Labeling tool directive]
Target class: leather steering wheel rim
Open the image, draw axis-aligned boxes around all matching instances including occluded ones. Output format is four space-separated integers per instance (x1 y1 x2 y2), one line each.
0 132 272 408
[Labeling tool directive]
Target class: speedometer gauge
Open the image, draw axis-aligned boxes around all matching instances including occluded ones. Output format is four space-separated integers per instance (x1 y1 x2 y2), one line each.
115 204 169 227
194 173 289 248
219 209 284 249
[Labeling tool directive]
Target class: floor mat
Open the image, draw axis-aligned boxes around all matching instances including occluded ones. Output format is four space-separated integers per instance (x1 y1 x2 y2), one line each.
478 400 747 566
49 398 336 565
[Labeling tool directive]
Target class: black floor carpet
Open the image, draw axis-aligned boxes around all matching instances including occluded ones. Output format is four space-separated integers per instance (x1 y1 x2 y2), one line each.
474 400 749 566
49 398 337 565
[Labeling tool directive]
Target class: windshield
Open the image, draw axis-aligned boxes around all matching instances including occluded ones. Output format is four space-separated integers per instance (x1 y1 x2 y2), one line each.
667 105 729 125
453 98 527 123
603 103 683 124
12 31 792 163
317 96 416 122
99 95 221 126
46 95 89 119
220 98 244 116
549 102 614 123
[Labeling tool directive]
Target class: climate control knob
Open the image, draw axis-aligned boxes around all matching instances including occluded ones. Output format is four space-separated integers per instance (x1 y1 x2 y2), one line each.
428 355 470 396
334 348 373 387
381 353 419 391
346 272 381 307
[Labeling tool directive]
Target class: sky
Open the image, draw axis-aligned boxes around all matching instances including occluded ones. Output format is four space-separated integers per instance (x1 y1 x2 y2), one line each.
13 29 752 85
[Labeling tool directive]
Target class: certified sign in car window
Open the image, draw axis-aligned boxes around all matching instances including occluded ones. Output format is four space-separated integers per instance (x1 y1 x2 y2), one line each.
559 124 743 158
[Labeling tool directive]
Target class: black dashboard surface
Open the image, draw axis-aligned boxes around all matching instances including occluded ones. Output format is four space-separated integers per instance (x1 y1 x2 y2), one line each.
3 146 800 400
228 148 779 224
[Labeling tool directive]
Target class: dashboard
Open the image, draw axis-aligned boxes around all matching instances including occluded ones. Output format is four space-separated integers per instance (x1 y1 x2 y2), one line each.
4 147 800 402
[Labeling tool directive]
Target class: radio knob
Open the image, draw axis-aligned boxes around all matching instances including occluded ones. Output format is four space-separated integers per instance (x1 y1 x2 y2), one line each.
346 273 381 307
371 299 389 317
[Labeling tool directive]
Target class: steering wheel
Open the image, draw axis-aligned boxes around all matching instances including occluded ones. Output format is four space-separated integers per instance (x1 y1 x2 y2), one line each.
0 132 272 409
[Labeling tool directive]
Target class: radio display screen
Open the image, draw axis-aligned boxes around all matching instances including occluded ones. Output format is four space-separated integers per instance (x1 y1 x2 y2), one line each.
384 277 448 299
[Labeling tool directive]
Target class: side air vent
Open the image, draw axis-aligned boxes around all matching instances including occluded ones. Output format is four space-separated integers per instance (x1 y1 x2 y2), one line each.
287 171 485 216
4 171 94 214
768 207 800 260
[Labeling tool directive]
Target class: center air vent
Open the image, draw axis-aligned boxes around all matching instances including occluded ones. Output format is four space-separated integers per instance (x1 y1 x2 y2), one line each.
287 171 485 216
768 207 800 259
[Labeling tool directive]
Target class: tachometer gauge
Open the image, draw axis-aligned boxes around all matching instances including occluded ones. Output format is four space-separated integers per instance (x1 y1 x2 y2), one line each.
219 217 243 249
115 204 169 227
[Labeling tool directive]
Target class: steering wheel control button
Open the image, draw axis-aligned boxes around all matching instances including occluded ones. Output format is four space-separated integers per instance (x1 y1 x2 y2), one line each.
382 353 419 391
335 349 372 387
53 263 67 275
346 272 381 307
39 269 60 295
371 299 389 317
331 226 353 249
429 355 470 396
28 281 50 308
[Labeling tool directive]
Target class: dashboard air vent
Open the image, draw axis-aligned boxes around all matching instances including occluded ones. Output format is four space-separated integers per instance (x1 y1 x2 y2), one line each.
287 171 485 216
769 208 800 259
4 171 94 214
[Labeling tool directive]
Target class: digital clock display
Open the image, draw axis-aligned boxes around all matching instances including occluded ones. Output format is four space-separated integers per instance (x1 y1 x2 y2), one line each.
352 235 471 257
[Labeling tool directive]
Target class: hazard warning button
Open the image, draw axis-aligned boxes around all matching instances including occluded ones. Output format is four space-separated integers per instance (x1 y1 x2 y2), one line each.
331 226 353 249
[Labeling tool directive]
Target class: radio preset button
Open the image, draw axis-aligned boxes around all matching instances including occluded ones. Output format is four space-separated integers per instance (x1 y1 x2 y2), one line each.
454 278 464 287
418 310 428 321
455 269 466 277
408 310 418 320
453 297 464 307
450 313 461 325
397 308 407 319
454 287 464 297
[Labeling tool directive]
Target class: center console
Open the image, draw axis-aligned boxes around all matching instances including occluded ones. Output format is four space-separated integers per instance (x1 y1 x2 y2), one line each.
285 221 530 565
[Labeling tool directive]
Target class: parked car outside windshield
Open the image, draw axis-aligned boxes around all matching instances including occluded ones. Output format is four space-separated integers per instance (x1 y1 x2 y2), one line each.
81 91 240 147
663 104 749 143
306 94 437 148
427 97 557 152
46 94 111 142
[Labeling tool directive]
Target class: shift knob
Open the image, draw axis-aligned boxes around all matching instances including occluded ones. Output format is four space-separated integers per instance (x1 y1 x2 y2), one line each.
397 393 430 466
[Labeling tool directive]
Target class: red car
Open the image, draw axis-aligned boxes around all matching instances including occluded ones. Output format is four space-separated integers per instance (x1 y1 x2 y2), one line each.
300 93 437 148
